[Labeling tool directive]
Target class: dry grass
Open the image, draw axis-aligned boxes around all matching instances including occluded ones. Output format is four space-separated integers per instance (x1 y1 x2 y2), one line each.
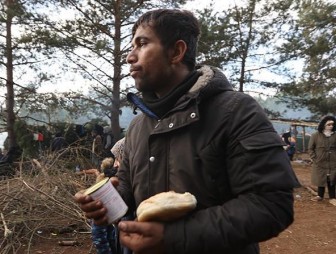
0 147 97 254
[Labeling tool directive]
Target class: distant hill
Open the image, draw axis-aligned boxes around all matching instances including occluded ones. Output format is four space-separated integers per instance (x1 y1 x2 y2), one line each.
120 106 137 129
254 96 312 120
0 96 315 149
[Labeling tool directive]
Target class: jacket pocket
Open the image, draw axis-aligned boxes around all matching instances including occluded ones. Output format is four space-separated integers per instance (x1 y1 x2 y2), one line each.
198 142 232 204
239 132 284 151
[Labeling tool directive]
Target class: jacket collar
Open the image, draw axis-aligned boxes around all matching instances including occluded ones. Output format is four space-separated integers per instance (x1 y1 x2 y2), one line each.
127 65 233 119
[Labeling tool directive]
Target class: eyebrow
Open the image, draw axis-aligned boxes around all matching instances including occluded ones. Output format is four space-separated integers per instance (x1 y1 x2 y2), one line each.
132 35 149 44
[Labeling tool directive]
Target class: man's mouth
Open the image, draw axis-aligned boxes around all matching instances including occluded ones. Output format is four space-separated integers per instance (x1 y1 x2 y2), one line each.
130 67 141 77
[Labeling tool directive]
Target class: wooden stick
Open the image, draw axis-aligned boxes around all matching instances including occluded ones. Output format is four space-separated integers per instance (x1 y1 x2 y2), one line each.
1 212 13 238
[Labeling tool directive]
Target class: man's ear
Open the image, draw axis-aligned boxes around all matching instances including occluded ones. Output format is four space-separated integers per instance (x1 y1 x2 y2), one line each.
170 40 187 64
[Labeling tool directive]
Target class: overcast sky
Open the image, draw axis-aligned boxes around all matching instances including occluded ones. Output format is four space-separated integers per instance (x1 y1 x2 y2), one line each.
185 0 236 11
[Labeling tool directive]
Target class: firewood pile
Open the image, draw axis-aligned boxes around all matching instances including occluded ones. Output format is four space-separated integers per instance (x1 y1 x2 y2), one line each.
0 150 96 254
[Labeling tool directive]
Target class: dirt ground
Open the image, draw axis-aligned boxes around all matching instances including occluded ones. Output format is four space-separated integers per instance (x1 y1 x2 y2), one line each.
14 155 336 254
260 157 336 254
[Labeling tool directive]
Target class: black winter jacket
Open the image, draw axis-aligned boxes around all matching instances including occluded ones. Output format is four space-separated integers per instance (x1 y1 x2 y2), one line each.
118 65 299 254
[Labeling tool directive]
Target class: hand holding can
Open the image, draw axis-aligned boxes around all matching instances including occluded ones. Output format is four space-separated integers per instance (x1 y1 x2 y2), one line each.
84 178 128 224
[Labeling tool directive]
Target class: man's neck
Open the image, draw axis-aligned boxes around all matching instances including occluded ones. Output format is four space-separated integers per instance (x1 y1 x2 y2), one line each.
155 67 192 98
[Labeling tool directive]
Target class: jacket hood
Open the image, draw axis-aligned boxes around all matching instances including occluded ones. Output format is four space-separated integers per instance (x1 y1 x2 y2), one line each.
103 126 112 134
189 65 233 99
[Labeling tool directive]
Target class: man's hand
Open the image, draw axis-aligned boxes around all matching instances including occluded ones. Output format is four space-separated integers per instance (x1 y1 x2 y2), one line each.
74 191 108 225
110 176 119 186
118 221 164 254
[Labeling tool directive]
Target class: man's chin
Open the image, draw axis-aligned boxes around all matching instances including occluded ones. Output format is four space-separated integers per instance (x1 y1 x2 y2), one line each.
135 83 150 93
135 84 143 92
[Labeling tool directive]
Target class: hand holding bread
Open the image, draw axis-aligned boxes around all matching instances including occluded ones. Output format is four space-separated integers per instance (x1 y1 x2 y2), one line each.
136 191 197 222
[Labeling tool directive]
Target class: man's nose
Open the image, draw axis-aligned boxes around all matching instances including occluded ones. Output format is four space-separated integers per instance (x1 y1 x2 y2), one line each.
126 50 136 64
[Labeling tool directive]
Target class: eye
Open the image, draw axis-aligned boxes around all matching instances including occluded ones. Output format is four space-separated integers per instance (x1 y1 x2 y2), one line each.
139 40 147 47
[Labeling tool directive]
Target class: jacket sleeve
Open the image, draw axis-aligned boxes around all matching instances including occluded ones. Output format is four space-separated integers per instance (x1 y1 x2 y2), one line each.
105 135 112 149
164 93 299 254
307 133 317 160
116 136 137 215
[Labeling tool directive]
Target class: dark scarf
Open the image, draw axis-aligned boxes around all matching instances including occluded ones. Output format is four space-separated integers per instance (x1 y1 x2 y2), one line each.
142 70 201 118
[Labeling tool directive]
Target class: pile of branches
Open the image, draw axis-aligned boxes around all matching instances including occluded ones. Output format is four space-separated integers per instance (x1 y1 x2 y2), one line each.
0 147 97 254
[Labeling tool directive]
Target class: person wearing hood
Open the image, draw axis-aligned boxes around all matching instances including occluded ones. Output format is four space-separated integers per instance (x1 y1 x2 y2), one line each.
308 115 336 205
91 128 104 168
75 9 299 254
103 126 115 157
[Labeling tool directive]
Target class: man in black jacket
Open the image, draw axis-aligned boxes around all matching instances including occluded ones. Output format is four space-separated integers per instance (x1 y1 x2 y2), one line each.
75 9 299 254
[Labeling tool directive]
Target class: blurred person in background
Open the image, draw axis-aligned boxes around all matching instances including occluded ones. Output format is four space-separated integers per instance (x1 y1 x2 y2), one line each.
103 126 115 157
51 132 67 152
308 115 336 205
91 128 104 168
286 137 296 161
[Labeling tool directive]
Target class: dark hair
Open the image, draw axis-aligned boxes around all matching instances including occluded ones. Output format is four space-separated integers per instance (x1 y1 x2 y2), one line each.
55 132 62 137
317 115 336 133
132 9 200 70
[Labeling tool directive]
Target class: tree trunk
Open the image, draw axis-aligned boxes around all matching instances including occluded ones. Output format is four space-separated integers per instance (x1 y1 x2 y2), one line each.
5 0 17 150
111 0 122 140
238 0 256 92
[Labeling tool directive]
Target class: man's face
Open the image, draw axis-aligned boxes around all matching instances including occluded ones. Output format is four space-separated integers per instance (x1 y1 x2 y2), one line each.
127 25 173 96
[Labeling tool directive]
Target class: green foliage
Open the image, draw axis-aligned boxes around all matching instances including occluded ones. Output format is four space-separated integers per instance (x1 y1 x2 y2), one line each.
13 119 52 158
197 0 296 92
197 5 233 68
278 0 336 116
196 0 334 117
39 0 189 139
1 0 335 137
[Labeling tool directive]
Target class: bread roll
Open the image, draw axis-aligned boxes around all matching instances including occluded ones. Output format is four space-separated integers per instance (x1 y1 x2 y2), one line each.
136 191 197 222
